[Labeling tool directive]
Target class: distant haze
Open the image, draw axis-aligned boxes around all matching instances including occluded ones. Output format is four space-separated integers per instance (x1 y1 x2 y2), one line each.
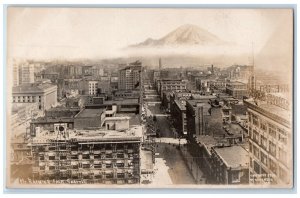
7 8 293 73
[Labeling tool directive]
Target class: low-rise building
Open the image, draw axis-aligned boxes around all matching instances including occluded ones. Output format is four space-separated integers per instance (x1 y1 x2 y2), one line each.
12 83 57 111
210 145 249 184
74 108 106 130
226 81 248 99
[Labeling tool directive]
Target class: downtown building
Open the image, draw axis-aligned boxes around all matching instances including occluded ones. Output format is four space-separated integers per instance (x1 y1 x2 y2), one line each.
12 83 57 111
118 62 142 90
29 125 143 184
244 93 292 186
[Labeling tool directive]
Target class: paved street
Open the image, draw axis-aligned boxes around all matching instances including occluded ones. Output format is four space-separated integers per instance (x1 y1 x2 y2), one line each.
143 83 196 185
153 143 196 184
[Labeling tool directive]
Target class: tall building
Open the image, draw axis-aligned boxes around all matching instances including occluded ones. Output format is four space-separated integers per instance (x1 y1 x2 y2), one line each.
13 63 19 86
19 63 35 84
118 62 142 90
30 126 143 184
88 81 98 95
244 93 292 186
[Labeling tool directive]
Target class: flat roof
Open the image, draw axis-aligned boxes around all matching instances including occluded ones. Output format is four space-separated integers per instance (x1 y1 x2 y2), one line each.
245 99 291 124
214 145 249 168
13 83 57 94
75 108 105 118
32 117 74 123
31 126 143 143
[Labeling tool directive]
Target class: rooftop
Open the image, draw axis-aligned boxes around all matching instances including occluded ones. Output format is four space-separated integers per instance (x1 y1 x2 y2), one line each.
174 100 186 111
244 98 291 127
231 104 247 115
13 83 57 94
75 108 105 118
213 145 249 168
31 126 143 143
196 135 218 155
32 117 74 123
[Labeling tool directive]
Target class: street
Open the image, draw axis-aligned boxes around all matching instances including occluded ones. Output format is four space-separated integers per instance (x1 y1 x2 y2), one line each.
143 82 196 185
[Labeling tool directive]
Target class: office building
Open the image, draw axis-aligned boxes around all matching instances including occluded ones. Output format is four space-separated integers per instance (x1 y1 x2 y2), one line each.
30 125 143 184
245 93 292 185
118 62 142 90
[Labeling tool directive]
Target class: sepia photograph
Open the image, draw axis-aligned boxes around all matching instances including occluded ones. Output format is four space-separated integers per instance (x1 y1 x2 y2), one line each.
5 6 294 189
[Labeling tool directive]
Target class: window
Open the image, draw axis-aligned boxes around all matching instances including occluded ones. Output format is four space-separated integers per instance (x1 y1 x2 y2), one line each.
40 166 45 171
60 156 67 160
231 171 240 183
106 163 112 168
48 147 55 151
253 145 259 159
260 151 268 166
249 142 252 153
253 130 260 144
106 173 113 179
116 163 124 168
260 136 267 150
269 141 276 157
279 147 287 165
117 173 125 178
278 129 287 144
269 158 277 175
254 160 260 174
106 154 112 159
49 156 55 160
49 166 55 170
260 121 267 131
253 114 259 126
94 164 102 169
39 155 44 160
117 153 124 158
82 164 90 169
82 154 89 160
269 124 276 138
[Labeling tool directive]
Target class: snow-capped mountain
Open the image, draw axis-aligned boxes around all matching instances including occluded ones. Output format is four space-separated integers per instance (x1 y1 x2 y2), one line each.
130 24 224 47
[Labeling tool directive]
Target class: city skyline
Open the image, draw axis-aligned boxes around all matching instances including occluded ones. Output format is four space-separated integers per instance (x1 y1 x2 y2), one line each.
6 7 294 189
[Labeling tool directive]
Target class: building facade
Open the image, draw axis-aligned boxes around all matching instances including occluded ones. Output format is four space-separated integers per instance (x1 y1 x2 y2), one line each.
12 83 57 111
118 64 142 90
245 94 292 186
30 127 142 184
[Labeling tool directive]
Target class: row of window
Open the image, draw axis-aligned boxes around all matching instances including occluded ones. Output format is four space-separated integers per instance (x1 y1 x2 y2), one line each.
250 141 287 166
12 95 41 103
249 117 288 145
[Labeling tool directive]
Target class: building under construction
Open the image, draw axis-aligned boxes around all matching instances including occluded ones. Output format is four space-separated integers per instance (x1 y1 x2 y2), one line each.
29 124 143 184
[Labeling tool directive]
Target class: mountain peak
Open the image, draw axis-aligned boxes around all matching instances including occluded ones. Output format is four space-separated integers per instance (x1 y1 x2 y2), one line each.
130 24 223 48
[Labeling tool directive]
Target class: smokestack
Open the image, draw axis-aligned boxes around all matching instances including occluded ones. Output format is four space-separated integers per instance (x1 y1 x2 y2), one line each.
211 64 214 74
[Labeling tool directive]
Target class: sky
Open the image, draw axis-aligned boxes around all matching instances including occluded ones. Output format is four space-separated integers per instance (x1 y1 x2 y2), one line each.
7 7 293 62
